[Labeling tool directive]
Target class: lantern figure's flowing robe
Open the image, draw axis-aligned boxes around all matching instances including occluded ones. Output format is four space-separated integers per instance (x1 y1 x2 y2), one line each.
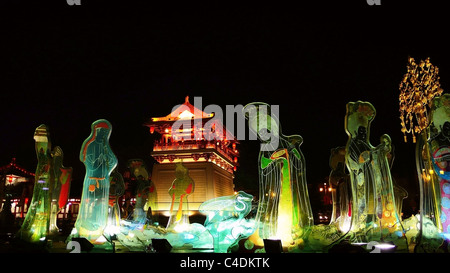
428 94 450 238
74 119 118 242
243 102 313 246
345 101 407 248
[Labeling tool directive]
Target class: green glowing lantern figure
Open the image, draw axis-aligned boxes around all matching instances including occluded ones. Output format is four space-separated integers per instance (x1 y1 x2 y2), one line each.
344 101 407 250
199 191 255 253
17 125 54 242
167 162 194 231
73 119 118 243
243 102 313 248
49 146 72 236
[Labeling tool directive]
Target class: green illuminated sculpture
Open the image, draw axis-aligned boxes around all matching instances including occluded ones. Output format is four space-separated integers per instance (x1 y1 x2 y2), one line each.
17 125 53 242
419 94 450 249
49 146 72 236
167 162 194 231
199 191 256 252
73 119 118 243
243 102 313 249
344 101 407 250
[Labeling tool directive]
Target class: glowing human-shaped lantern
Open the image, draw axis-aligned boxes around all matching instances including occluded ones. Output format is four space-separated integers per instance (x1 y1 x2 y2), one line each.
167 162 194 230
73 119 118 243
49 146 72 236
127 159 157 225
429 94 450 238
344 101 407 249
17 125 53 242
328 146 352 233
243 102 313 248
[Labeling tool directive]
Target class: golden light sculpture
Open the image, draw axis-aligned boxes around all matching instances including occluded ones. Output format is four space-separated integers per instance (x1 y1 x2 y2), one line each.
399 57 443 143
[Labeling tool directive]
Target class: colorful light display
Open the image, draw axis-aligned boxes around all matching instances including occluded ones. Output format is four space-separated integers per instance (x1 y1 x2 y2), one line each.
49 146 72 236
167 162 194 231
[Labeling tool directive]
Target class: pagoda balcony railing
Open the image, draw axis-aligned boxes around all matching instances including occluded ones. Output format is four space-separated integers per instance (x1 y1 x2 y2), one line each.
153 141 238 162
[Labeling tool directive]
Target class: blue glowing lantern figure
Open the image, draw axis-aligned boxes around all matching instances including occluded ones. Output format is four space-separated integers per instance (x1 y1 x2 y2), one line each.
73 119 118 243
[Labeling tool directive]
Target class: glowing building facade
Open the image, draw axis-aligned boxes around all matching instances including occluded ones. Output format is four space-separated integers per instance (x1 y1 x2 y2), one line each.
144 96 239 212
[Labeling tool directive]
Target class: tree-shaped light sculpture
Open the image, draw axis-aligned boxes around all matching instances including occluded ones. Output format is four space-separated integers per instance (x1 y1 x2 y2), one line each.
399 57 446 252
399 57 443 143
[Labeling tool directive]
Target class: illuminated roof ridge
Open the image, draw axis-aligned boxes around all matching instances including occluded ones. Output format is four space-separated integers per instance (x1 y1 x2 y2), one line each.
151 96 214 122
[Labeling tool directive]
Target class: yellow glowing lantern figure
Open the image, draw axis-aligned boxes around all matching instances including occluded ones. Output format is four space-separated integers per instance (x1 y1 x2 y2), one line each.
49 146 72 236
167 162 194 231
73 119 118 243
345 101 407 250
399 57 444 252
243 102 313 248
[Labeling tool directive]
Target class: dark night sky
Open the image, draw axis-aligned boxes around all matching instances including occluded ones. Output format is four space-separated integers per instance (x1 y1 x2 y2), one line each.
0 2 448 207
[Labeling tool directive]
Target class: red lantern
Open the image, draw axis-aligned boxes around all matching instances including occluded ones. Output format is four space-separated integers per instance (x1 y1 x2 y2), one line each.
150 126 155 134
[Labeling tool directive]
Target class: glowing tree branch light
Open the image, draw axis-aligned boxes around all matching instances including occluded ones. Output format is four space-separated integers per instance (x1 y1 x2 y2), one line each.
399 57 443 143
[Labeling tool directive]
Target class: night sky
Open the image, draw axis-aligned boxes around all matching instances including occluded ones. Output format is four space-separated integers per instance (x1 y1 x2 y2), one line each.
0 2 448 211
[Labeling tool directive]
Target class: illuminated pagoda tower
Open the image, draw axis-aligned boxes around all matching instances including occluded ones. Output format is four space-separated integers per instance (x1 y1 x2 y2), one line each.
144 96 239 213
